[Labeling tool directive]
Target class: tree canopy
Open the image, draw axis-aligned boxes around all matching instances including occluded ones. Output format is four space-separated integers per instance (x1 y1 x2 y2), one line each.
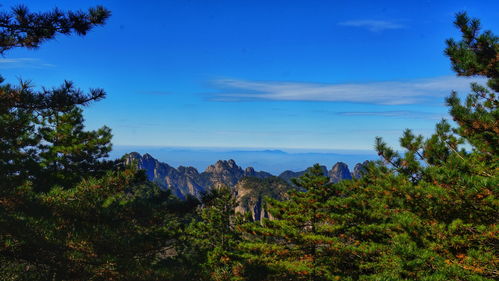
0 5 197 280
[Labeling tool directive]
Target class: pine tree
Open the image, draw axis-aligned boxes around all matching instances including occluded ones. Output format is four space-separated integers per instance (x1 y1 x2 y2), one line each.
37 105 113 191
2 167 193 280
238 12 497 281
0 6 113 279
356 12 498 280
0 5 197 280
0 5 110 54
183 186 244 281
239 165 351 281
0 6 110 190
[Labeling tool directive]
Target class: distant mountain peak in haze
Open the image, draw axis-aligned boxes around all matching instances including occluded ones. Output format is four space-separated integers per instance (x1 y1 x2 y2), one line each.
262 149 287 154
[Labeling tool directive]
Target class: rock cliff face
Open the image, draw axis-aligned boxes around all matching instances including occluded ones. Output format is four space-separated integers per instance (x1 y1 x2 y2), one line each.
125 152 205 199
124 152 273 199
234 177 293 221
202 159 243 187
328 162 352 183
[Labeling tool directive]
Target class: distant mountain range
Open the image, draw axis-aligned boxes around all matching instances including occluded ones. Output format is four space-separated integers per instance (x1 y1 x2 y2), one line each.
125 152 369 220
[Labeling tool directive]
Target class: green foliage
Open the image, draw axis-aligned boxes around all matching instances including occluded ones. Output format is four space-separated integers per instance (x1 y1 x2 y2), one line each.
238 12 498 281
354 11 498 280
37 106 113 190
0 5 110 54
0 4 197 280
181 186 244 281
2 169 191 280
0 5 110 190
444 12 498 159
445 12 498 91
239 165 349 281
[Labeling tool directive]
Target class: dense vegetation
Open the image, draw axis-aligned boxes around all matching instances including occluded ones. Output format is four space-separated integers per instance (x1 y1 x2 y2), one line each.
0 4 497 281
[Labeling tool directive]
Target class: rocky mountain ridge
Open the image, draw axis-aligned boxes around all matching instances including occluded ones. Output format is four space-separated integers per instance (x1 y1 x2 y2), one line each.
125 152 368 199
125 152 369 221
125 152 274 199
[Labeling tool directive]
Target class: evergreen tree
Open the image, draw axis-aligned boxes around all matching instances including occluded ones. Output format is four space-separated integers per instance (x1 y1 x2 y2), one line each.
347 12 498 280
0 6 114 279
0 5 197 280
2 167 193 280
37 105 113 191
0 5 110 190
183 186 244 281
239 12 497 281
239 165 349 281
0 5 110 54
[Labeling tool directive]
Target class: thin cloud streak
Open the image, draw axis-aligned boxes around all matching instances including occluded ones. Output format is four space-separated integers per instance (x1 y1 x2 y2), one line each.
0 58 55 68
208 76 484 105
338 20 405 32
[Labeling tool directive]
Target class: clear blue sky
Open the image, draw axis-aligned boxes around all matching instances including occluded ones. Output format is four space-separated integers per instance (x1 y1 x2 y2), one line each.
2 0 498 150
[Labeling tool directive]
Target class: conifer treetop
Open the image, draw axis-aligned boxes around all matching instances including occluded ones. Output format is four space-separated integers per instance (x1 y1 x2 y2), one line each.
0 5 110 54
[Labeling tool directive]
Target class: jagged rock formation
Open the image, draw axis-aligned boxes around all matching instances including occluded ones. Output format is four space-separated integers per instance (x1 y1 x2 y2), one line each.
202 159 243 187
352 160 370 179
234 177 293 221
124 152 273 199
328 162 352 183
202 160 273 189
125 152 205 199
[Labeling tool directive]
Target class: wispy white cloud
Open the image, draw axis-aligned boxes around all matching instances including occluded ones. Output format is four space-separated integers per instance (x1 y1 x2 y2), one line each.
207 76 484 105
0 58 55 68
338 20 404 32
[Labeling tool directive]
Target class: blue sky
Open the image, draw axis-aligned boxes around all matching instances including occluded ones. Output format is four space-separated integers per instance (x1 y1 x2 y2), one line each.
1 0 498 151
